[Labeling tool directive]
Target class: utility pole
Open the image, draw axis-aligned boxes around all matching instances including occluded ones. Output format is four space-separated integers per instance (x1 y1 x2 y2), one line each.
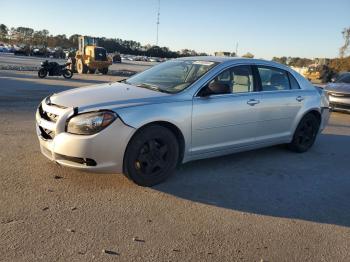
156 0 160 46
235 42 238 56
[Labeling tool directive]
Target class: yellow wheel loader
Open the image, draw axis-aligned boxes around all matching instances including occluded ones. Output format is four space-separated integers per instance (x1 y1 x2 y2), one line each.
68 36 112 74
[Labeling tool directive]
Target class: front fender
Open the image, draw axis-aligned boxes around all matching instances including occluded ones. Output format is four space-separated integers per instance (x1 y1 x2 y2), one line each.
116 100 193 161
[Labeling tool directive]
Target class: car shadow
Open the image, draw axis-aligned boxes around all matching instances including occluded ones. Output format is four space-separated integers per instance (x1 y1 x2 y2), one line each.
155 133 350 227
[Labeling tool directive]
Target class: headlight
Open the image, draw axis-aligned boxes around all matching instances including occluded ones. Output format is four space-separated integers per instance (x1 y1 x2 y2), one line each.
66 111 117 135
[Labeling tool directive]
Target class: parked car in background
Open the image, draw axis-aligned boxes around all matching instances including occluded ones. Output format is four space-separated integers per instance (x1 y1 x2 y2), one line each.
148 57 161 62
14 47 30 56
35 57 330 186
112 53 122 63
325 72 350 112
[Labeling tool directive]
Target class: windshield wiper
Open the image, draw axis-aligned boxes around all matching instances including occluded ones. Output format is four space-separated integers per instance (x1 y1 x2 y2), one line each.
135 83 170 93
118 79 130 84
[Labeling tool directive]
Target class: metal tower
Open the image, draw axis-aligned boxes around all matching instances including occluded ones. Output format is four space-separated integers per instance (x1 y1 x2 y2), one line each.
156 0 160 46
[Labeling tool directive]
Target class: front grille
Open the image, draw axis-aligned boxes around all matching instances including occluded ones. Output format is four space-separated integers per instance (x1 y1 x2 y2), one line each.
329 92 350 98
331 102 350 112
39 105 59 123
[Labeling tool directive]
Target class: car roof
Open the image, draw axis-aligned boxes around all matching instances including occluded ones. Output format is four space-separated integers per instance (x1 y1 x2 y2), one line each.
176 56 285 67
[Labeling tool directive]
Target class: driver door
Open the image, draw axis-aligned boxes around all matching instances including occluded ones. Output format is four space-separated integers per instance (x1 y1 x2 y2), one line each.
191 65 261 155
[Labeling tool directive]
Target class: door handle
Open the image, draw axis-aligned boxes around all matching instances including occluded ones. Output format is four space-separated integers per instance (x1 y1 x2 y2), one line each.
247 99 260 106
296 96 304 102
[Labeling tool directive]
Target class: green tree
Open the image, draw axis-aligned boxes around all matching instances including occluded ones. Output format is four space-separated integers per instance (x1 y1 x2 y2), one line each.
242 52 254 58
272 56 287 65
0 24 8 41
15 27 34 44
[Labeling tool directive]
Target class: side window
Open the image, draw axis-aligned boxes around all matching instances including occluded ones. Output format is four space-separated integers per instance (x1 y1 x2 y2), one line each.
257 67 290 91
288 73 301 89
200 65 253 96
231 66 253 93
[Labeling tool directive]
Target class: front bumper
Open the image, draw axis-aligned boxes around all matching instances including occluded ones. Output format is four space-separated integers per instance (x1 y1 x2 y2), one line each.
36 100 135 173
329 94 350 113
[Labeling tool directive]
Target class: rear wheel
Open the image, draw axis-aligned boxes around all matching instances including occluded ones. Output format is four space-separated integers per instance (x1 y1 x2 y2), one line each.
124 125 179 186
99 67 108 75
62 69 73 79
288 113 320 153
38 68 47 78
88 68 96 74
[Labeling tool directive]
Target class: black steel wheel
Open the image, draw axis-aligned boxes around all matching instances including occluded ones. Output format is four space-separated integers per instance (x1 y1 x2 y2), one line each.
124 125 179 186
288 113 320 153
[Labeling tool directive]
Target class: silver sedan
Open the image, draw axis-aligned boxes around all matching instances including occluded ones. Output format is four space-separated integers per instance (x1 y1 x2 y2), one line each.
325 72 350 113
36 57 330 186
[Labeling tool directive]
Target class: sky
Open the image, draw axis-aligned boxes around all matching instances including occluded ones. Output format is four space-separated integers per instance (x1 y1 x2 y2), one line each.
1 0 349 59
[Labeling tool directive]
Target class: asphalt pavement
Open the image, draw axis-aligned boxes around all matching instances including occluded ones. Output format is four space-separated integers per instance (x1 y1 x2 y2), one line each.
0 68 350 262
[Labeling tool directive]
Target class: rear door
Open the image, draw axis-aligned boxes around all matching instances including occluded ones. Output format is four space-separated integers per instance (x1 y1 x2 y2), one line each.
191 65 261 155
254 66 305 143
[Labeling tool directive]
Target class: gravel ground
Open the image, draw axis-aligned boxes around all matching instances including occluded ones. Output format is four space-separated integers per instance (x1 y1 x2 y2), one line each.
0 69 350 262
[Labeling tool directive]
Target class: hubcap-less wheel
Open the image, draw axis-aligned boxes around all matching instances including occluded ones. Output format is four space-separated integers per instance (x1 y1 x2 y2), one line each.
297 120 315 147
135 139 169 176
288 114 319 153
124 125 179 186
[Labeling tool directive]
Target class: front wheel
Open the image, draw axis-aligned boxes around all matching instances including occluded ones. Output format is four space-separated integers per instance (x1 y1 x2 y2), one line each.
38 68 47 78
124 125 179 187
288 113 320 153
62 69 73 79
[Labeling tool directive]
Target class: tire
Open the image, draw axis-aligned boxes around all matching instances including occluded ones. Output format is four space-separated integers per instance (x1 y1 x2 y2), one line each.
124 125 179 187
62 69 73 79
38 68 47 78
99 67 108 75
88 68 96 74
76 59 88 74
288 113 320 153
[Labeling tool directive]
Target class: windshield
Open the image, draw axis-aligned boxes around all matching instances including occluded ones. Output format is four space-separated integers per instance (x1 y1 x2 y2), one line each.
95 47 107 61
335 73 350 84
125 60 218 93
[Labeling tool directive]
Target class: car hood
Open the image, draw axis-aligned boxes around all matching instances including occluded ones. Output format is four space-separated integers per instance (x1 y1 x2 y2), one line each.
324 83 350 94
49 82 173 111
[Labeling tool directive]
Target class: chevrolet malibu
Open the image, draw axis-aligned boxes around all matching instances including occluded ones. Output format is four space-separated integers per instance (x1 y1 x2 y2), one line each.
36 57 330 186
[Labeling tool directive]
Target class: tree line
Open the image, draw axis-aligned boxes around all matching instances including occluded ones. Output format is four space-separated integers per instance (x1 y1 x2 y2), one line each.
1 23 349 71
0 24 208 58
272 56 350 73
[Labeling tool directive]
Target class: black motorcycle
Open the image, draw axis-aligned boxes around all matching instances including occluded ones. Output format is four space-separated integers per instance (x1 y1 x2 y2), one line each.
38 60 73 79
